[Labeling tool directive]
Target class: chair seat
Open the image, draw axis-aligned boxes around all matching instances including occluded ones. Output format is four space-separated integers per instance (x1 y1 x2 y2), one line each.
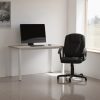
61 57 83 63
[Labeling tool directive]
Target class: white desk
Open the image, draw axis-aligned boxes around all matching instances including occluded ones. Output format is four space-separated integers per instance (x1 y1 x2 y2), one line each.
9 44 63 80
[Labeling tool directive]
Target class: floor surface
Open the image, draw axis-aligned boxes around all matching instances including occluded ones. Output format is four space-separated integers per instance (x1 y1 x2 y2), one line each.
0 73 100 100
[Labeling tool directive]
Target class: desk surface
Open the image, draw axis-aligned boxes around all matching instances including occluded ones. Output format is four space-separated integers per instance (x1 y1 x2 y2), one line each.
9 44 63 49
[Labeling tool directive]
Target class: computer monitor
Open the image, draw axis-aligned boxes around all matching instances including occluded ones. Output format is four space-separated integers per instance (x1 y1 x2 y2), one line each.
20 24 46 46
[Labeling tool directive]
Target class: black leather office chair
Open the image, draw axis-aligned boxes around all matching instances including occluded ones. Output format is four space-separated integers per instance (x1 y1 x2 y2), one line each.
57 33 87 82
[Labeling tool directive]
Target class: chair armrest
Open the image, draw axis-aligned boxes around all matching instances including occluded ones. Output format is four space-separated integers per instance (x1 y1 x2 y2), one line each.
58 47 64 59
82 48 87 60
58 48 62 54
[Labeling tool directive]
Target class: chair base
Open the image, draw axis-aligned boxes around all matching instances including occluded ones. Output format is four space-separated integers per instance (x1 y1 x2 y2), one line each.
57 73 87 82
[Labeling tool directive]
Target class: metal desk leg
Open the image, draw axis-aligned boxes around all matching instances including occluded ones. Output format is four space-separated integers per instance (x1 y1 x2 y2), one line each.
48 49 53 73
18 49 22 81
62 63 65 74
62 63 65 83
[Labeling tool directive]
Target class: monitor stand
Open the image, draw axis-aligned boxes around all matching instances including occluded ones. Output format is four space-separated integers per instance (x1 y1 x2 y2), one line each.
28 43 44 47
28 43 34 46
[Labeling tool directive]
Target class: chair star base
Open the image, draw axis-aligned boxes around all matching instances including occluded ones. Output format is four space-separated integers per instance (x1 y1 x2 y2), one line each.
57 73 87 83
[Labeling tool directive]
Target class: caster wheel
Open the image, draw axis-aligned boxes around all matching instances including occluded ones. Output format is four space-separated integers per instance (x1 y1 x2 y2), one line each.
57 76 59 80
85 77 87 81
80 73 83 76
69 78 71 82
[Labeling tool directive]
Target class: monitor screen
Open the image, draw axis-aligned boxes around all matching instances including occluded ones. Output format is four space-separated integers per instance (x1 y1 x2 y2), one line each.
20 24 46 46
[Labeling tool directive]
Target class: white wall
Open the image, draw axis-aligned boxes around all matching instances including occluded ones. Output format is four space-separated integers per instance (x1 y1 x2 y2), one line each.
1 0 100 80
67 0 77 33
67 0 85 34
76 0 85 34
0 0 67 77
76 52 100 80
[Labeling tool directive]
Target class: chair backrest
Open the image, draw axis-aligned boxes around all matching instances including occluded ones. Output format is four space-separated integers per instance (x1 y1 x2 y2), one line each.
63 33 85 57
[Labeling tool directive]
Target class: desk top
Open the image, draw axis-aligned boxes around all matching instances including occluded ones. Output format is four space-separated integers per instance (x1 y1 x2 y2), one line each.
9 44 63 49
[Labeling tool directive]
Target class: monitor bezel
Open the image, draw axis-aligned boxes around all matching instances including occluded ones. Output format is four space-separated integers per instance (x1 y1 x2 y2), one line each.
20 24 46 46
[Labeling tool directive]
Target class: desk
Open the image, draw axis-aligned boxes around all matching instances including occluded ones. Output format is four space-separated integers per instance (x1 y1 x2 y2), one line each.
9 44 62 80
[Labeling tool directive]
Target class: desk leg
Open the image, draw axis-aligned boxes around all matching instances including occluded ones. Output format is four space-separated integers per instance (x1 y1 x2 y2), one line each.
62 63 65 74
48 49 53 73
18 49 22 81
62 63 65 83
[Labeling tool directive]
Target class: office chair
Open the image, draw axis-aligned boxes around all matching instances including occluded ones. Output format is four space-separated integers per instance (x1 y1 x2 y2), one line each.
57 33 87 82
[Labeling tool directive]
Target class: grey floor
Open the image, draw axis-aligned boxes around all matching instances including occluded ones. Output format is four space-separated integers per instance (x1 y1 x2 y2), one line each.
0 73 100 100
